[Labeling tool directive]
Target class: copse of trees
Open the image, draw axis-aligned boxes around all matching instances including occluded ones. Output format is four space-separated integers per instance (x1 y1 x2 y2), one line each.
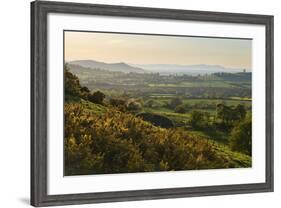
184 103 251 155
216 103 246 130
189 110 211 130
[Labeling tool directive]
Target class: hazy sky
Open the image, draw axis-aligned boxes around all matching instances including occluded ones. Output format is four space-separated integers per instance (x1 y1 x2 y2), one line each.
64 31 252 69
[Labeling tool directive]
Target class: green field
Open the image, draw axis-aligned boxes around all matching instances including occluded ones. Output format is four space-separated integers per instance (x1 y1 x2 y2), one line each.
146 97 251 107
148 81 233 88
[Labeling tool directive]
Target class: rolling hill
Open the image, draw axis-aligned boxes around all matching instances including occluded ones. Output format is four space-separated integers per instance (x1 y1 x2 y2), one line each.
69 60 145 73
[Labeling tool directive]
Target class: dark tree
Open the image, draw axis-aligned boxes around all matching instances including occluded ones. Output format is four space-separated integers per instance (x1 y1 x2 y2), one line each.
189 110 210 129
64 66 81 98
229 117 252 155
80 86 90 100
80 86 90 93
88 91 106 104
174 105 186 114
235 104 246 121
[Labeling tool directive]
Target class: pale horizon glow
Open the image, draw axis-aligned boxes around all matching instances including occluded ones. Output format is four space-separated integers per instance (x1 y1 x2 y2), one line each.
64 31 252 70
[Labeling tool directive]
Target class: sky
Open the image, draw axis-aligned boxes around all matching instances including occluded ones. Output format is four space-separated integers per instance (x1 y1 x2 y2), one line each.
64 31 252 70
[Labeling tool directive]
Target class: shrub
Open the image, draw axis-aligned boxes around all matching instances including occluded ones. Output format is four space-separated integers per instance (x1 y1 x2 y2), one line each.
174 104 186 114
88 91 106 104
126 99 142 112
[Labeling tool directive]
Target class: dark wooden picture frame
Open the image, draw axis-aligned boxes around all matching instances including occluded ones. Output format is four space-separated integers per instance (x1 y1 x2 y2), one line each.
31 0 274 207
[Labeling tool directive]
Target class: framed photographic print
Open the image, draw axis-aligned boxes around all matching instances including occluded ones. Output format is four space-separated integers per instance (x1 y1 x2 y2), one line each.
31 0 274 207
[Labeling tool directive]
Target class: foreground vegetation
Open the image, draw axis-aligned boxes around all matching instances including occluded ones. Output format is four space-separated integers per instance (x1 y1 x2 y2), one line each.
65 102 251 175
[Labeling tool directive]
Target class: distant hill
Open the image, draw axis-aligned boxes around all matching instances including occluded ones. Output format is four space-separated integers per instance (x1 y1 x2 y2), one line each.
69 60 145 74
68 59 250 75
131 63 249 75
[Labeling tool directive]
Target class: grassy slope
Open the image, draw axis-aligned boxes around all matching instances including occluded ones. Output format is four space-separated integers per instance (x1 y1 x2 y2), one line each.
214 144 251 167
80 99 106 115
66 96 107 115
187 131 251 167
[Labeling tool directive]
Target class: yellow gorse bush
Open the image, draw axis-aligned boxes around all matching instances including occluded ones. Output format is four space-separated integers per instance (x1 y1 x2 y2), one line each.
64 103 244 175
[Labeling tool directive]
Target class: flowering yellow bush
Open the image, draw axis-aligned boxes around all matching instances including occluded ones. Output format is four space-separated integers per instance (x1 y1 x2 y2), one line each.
64 103 248 175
